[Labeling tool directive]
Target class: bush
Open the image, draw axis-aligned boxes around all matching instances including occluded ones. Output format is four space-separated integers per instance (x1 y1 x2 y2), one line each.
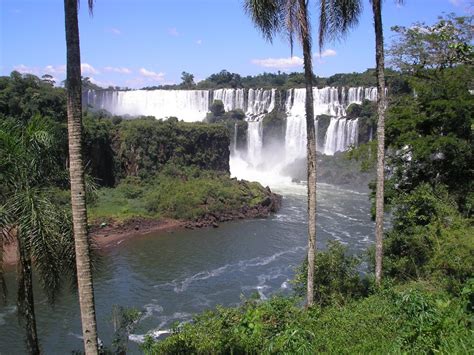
293 241 369 306
89 165 272 222
142 283 473 354
383 183 474 294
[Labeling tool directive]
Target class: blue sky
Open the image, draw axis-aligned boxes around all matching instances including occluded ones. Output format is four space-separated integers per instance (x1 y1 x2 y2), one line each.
1 0 471 88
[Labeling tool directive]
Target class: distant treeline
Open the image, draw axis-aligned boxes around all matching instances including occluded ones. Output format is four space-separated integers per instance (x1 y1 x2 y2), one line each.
0 72 231 189
81 68 410 93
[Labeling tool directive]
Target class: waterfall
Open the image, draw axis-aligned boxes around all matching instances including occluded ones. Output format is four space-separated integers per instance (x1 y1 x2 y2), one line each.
246 88 275 119
83 86 377 163
282 87 376 160
85 89 210 122
213 88 245 111
233 122 238 153
323 118 359 155
247 121 263 167
284 89 307 161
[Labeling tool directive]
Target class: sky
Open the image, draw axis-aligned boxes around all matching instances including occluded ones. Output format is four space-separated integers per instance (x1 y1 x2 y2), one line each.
0 0 472 88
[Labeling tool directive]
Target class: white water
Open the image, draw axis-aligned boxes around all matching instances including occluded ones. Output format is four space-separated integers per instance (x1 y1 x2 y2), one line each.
246 121 263 167
84 86 377 165
324 117 359 155
85 89 210 122
283 87 375 162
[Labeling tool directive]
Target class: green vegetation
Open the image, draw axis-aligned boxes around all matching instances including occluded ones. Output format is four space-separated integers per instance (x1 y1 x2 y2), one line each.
116 117 230 179
142 15 473 354
142 282 473 354
89 166 272 222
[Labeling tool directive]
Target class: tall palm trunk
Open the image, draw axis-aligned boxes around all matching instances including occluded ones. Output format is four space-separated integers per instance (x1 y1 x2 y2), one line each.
0 229 6 303
372 0 386 286
17 237 40 354
64 0 99 353
299 0 317 307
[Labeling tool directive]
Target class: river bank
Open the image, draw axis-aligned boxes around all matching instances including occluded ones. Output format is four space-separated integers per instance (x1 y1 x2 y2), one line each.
3 188 282 267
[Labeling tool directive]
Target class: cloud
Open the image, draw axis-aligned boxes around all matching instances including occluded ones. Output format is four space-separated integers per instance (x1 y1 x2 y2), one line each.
251 56 304 69
81 63 100 75
168 27 179 36
196 39 203 45
139 68 165 82
107 27 122 35
13 64 38 74
89 77 116 88
104 66 132 74
44 65 66 74
319 49 337 58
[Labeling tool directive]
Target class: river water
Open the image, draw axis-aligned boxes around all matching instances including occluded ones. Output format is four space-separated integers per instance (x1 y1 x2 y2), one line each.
0 162 374 354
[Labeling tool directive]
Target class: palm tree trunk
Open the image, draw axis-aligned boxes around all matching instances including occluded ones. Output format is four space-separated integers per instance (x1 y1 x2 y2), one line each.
299 0 317 307
17 238 40 355
64 0 99 353
372 0 387 287
0 229 6 303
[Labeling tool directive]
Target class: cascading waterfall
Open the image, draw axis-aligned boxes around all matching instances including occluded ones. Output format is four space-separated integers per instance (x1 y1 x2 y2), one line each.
84 89 210 122
246 88 275 119
283 87 376 160
213 88 245 111
247 121 263 167
323 118 359 155
233 122 238 153
83 86 377 170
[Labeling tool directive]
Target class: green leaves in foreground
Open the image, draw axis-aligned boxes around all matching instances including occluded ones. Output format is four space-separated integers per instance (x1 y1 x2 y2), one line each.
142 285 473 354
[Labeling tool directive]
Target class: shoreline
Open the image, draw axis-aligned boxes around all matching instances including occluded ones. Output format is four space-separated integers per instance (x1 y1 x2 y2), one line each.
2 218 185 268
2 191 282 268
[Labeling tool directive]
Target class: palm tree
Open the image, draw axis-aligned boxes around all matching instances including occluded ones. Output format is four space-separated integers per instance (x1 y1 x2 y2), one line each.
63 0 99 353
245 0 359 307
372 0 387 287
320 0 403 286
0 117 76 354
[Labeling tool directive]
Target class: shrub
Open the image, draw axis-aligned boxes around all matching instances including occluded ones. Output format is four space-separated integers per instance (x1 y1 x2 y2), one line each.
293 241 369 306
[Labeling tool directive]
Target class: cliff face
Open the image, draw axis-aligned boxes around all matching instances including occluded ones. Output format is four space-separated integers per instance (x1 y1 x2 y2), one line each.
116 119 230 179
85 118 231 185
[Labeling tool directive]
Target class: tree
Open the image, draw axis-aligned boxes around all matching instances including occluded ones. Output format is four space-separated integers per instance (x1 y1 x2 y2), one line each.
389 14 473 75
244 0 359 307
63 0 99 353
0 117 76 353
371 0 387 287
180 71 196 89
321 0 402 286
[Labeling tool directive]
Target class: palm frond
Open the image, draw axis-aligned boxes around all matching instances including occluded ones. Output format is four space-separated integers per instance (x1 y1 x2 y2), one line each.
284 0 299 55
76 0 94 16
244 0 284 42
318 0 363 50
8 188 75 304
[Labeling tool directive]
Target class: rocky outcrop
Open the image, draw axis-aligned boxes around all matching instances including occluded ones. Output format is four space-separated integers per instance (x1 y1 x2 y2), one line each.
184 186 282 229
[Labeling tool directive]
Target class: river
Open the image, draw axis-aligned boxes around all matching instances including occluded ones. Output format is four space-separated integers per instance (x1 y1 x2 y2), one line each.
0 162 374 354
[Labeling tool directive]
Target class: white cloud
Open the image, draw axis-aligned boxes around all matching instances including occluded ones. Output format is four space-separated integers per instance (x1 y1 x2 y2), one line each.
319 49 337 58
139 68 165 82
251 56 304 69
104 66 132 74
44 64 66 74
196 39 203 45
168 27 179 36
13 64 38 74
81 63 100 75
107 27 122 35
89 77 116 88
